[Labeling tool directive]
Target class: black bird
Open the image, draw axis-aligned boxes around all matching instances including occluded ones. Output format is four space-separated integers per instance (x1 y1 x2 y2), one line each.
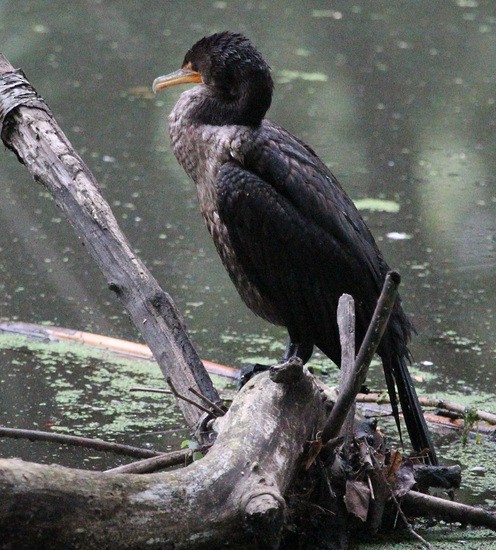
153 31 437 464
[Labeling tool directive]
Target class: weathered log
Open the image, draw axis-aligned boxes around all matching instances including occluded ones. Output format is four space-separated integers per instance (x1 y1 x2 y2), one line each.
0 370 326 549
0 53 219 428
403 490 496 531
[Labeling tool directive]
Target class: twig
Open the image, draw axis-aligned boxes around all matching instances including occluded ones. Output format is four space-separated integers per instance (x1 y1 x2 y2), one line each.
0 426 162 459
321 271 401 443
166 377 212 415
188 386 226 416
389 489 433 549
104 449 193 474
129 386 173 395
131 385 235 404
357 394 496 424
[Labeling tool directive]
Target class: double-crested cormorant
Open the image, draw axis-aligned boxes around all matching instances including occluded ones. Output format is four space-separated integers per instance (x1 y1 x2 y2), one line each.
153 31 437 464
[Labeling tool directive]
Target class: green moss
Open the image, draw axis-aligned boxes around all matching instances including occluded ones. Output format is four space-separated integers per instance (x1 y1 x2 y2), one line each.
0 332 188 437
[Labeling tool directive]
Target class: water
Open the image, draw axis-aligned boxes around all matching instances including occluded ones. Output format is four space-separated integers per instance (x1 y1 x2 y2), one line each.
0 0 495 503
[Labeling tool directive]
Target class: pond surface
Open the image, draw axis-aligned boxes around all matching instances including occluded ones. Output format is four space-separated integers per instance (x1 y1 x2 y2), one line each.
0 0 495 512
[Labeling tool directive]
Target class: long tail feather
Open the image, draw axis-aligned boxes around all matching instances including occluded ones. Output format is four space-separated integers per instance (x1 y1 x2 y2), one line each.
383 355 438 465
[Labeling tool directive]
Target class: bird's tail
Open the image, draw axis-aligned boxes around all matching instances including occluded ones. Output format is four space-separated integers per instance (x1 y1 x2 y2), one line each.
382 354 438 465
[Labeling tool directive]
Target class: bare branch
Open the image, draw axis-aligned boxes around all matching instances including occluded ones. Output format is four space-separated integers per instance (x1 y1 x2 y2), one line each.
403 490 496 531
104 449 193 474
322 271 400 442
0 53 220 427
0 426 161 459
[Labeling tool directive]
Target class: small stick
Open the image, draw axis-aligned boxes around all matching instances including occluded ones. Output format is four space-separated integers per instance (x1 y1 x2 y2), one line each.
188 387 225 416
321 271 400 443
0 426 161 459
336 294 356 438
389 490 433 549
357 394 496 425
167 377 212 415
130 386 172 395
104 449 193 474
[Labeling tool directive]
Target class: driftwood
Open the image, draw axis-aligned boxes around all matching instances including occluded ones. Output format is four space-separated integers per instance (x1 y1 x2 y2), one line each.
1 52 495 548
0 369 324 548
0 321 239 379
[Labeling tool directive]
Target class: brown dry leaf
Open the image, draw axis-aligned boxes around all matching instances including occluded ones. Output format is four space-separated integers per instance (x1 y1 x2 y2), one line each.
358 439 373 469
305 432 323 470
344 480 370 522
385 449 402 485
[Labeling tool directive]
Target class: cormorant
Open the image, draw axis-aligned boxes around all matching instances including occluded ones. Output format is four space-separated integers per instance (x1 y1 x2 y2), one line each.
153 31 437 464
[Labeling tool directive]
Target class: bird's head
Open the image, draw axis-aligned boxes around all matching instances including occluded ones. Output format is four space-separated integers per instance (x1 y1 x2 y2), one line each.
153 31 273 126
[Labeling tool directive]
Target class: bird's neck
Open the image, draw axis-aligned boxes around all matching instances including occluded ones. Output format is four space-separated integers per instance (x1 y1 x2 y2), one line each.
182 76 272 127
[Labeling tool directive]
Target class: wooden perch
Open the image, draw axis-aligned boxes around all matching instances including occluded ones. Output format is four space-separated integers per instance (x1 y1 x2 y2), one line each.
0 53 220 428
0 370 325 548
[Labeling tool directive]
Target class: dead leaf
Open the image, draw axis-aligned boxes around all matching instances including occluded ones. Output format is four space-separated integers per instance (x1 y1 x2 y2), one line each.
385 449 403 484
344 480 370 522
305 432 323 470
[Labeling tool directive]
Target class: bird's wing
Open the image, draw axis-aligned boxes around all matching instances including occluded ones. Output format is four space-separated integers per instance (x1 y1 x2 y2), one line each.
241 121 390 291
215 159 378 357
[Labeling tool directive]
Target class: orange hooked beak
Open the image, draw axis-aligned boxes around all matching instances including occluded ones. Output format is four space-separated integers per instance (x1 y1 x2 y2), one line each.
152 66 202 93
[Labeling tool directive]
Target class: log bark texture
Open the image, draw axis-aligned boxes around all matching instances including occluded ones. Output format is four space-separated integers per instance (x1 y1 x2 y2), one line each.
0 53 219 427
0 371 325 549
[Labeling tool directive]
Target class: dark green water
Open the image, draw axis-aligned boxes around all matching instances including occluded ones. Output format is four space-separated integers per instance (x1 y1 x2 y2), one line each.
0 0 495 512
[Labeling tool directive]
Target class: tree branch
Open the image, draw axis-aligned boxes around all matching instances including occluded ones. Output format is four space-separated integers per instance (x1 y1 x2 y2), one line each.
403 490 496 531
104 449 193 474
322 271 400 442
0 426 161 459
0 370 326 548
0 53 220 428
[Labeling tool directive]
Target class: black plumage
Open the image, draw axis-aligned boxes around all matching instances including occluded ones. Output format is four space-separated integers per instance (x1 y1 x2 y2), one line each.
153 31 437 464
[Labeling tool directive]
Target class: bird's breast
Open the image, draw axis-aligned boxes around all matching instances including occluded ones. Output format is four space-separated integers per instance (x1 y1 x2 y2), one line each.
169 97 250 224
168 98 282 325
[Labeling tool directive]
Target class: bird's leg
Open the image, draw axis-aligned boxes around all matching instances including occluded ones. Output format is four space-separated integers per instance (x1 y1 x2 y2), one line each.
268 339 314 384
237 362 272 389
283 339 314 364
237 339 314 389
